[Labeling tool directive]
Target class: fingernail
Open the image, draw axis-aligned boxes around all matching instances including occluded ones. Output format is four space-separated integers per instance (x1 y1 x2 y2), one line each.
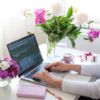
50 68 52 70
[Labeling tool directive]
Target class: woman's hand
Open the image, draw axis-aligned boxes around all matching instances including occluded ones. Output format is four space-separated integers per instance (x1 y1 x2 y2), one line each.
45 61 81 73
32 70 63 89
45 61 70 72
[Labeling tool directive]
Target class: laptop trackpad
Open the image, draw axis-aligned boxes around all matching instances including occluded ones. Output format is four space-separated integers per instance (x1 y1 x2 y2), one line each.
50 71 68 79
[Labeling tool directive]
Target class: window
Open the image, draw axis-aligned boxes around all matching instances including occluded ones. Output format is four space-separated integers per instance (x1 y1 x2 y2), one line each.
65 0 100 30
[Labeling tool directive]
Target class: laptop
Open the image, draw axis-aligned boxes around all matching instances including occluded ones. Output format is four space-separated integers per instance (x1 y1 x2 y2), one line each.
7 34 67 86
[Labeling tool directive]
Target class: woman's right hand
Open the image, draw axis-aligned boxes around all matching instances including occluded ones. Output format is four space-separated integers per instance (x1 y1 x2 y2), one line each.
45 61 70 72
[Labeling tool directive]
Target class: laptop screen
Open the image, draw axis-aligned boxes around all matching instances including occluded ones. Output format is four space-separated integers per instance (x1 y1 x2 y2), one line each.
7 35 43 76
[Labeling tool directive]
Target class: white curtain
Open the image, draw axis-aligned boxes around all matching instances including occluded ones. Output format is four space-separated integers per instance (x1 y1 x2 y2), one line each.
0 0 48 57
0 0 66 57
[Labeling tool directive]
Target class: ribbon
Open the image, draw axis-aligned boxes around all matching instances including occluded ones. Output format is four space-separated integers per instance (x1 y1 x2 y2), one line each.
84 52 95 61
76 55 83 62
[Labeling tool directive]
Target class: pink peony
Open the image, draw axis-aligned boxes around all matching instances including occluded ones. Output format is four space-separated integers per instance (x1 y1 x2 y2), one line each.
20 9 29 20
50 0 64 16
73 12 88 27
76 12 88 23
88 28 94 35
88 28 100 39
34 9 46 25
92 30 100 39
73 7 78 13
73 19 81 27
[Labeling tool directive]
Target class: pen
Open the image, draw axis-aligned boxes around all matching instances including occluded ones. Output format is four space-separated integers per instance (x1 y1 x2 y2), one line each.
46 89 63 100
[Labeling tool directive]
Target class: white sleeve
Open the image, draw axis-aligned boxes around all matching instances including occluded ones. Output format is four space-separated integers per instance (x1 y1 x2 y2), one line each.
62 79 100 99
81 63 100 77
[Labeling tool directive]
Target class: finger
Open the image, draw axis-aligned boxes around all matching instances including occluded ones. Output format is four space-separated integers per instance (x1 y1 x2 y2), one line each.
45 61 59 69
32 73 40 78
50 66 60 71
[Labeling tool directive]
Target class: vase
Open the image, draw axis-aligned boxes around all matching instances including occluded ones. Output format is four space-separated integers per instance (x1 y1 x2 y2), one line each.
47 36 67 57
47 36 57 57
0 78 12 87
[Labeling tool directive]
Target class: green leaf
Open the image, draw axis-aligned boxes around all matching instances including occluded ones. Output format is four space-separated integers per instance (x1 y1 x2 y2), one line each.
84 38 88 40
69 26 77 33
28 9 31 11
42 28 49 34
62 26 73 34
46 19 52 22
47 13 51 16
57 26 61 33
74 31 81 35
59 17 68 23
88 20 94 24
49 21 54 27
65 23 72 26
67 34 76 39
39 23 51 34
46 9 49 12
66 6 73 19
69 38 75 48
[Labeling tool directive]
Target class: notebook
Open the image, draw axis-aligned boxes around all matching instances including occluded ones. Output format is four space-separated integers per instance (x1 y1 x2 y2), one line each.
17 85 46 99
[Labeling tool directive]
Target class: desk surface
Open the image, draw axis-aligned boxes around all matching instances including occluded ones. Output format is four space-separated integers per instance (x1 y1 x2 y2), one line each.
1 44 99 100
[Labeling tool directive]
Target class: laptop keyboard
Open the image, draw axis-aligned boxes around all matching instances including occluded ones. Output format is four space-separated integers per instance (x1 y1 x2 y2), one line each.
25 62 50 79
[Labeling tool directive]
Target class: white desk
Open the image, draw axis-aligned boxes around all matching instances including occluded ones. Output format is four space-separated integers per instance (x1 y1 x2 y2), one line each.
1 44 99 100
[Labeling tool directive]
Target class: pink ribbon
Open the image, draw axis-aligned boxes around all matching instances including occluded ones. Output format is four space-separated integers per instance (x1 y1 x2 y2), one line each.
76 55 83 62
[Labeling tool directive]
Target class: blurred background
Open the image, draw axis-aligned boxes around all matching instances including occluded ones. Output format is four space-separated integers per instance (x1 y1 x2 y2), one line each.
0 0 100 57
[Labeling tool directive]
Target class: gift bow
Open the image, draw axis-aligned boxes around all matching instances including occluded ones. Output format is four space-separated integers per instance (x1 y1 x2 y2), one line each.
84 52 95 61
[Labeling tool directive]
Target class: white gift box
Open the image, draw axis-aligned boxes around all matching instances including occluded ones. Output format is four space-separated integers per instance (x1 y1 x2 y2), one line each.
76 52 97 62
86 55 97 62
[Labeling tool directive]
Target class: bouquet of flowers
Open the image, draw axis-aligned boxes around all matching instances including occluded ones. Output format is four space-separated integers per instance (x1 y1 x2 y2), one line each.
20 0 93 56
0 57 19 80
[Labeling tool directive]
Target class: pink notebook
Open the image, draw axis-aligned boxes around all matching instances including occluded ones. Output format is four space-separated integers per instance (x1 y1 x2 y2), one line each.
17 85 46 99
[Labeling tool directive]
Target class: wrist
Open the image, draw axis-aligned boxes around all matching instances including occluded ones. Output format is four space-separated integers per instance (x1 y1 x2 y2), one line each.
67 64 73 70
53 78 63 89
68 64 81 73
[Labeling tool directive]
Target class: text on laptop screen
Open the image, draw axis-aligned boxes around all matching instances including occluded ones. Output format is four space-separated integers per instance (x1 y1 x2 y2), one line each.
8 35 43 75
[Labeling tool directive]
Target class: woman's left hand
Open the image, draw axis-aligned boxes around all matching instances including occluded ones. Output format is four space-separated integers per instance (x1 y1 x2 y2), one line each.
32 70 63 89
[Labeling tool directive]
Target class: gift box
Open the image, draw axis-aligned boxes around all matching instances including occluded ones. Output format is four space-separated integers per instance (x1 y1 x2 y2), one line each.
84 52 97 62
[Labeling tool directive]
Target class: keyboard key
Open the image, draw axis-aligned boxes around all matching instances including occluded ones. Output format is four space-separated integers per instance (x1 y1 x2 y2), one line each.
32 78 41 81
25 63 50 78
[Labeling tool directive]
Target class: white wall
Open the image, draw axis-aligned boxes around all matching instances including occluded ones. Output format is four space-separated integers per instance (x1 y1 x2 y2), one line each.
67 35 100 54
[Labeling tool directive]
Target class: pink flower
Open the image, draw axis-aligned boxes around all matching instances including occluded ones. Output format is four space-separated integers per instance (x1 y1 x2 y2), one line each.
0 70 8 79
4 57 9 62
73 19 81 27
73 7 78 13
92 30 100 39
88 28 100 39
88 28 94 35
20 9 29 20
24 8 28 12
0 57 19 79
20 9 28 16
73 12 88 27
20 10 24 17
34 9 46 25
